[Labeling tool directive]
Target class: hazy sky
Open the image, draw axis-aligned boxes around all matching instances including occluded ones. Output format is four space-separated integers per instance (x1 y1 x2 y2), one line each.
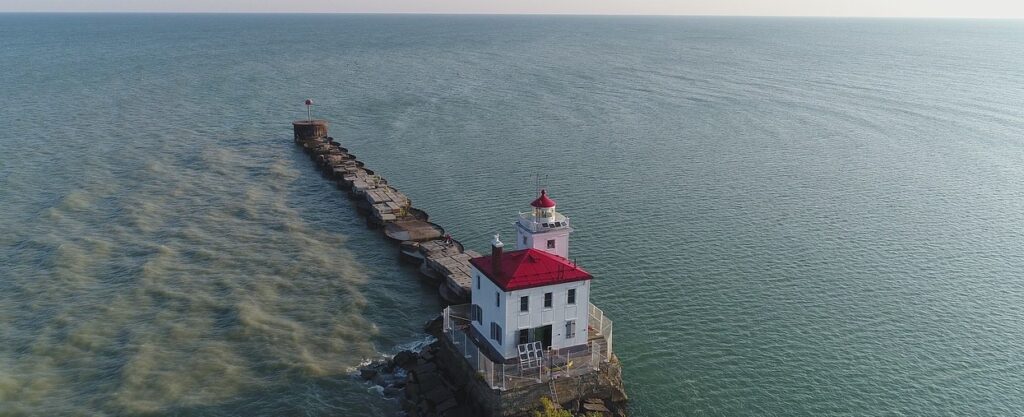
2 0 1023 18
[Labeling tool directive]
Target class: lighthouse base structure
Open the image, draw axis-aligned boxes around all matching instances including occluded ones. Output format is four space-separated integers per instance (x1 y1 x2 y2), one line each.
424 333 628 417
397 305 627 417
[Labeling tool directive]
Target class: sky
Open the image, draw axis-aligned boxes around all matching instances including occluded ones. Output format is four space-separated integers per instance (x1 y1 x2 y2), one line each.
1 0 1023 18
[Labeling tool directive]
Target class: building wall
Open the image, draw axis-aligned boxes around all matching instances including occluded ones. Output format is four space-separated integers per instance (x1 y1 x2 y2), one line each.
504 280 590 358
471 265 591 360
471 266 509 353
515 222 571 259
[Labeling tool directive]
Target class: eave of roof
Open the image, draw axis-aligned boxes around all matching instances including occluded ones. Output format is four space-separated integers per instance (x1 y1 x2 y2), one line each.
470 248 591 291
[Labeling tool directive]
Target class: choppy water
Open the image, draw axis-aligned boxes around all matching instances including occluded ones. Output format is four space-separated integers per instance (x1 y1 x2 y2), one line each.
2 14 1024 416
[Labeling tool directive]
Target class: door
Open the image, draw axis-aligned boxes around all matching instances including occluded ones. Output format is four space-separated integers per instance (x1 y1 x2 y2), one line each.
535 325 552 350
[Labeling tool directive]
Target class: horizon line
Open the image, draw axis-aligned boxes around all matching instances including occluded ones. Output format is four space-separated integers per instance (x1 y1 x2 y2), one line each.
0 11 1022 20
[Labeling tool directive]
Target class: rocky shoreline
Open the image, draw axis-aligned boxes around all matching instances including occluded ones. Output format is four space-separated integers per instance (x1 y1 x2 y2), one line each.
356 318 627 417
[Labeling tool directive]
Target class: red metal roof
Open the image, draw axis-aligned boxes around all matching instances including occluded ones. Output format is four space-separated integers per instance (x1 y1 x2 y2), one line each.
530 189 556 208
471 248 591 291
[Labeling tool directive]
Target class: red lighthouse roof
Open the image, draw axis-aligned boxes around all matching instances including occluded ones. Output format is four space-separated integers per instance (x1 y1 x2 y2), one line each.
471 248 591 291
530 189 556 208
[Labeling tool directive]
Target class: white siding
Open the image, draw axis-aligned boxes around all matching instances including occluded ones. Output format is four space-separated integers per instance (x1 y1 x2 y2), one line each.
471 264 591 360
471 268 508 352
515 224 571 259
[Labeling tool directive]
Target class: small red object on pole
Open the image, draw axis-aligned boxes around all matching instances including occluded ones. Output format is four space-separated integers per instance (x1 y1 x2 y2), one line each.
304 99 314 122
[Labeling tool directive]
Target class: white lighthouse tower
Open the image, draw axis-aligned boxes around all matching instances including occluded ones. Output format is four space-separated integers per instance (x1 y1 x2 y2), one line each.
515 189 572 259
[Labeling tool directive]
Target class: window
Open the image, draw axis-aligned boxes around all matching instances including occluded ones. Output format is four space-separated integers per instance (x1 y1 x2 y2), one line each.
518 329 530 345
565 320 576 339
544 292 553 308
491 322 503 344
547 239 556 249
522 236 527 246
476 274 480 289
520 296 529 312
567 288 576 305
496 292 500 307
471 304 483 324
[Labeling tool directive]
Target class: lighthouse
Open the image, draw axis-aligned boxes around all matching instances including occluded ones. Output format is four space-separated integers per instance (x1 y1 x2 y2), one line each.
440 187 616 396
515 189 572 259
466 190 592 361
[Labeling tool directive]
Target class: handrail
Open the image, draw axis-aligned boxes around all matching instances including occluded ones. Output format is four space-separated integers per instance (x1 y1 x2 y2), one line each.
443 304 613 390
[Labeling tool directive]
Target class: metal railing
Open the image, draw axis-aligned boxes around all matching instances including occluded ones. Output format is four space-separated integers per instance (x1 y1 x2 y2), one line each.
588 303 613 362
442 304 613 391
516 212 572 233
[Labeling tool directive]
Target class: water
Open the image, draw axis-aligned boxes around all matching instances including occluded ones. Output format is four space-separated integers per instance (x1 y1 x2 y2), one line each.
2 14 1024 416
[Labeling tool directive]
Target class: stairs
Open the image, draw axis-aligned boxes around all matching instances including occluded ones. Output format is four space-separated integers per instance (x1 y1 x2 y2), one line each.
548 379 559 404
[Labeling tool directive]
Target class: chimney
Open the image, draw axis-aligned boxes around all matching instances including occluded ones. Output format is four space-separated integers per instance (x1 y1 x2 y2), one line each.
491 233 504 277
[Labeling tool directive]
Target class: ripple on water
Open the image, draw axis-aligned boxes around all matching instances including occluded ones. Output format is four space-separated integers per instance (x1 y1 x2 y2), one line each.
3 14 1024 417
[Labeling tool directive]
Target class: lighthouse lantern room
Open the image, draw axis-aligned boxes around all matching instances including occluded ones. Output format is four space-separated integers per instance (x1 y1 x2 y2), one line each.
515 189 572 259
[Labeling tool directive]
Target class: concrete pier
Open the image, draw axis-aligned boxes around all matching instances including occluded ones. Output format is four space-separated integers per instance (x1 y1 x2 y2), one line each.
292 120 473 303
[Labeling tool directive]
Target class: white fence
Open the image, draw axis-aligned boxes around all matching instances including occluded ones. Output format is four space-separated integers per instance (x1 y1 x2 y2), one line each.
588 303 613 362
442 303 613 391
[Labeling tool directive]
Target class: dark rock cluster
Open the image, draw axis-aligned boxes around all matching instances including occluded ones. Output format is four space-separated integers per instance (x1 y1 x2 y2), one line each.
358 340 472 417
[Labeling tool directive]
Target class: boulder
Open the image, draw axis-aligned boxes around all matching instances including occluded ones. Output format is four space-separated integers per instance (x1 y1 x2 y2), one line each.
405 380 419 400
583 401 610 413
413 362 438 376
423 385 455 408
414 371 442 387
359 367 378 381
424 316 443 337
435 397 458 413
440 405 473 417
394 350 418 369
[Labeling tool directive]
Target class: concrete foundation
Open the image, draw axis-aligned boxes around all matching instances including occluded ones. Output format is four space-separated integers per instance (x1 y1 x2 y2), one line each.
292 119 329 142
425 330 627 417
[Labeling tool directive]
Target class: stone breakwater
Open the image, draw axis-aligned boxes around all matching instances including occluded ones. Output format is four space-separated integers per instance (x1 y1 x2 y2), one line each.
292 120 475 304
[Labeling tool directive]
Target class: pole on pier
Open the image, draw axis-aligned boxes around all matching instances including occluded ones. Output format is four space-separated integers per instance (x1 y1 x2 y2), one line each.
304 98 314 122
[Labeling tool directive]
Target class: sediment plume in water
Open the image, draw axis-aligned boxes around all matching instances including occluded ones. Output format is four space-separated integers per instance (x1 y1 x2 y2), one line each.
1 145 381 415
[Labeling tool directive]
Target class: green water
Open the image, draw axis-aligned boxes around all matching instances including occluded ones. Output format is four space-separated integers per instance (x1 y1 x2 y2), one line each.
1 14 1023 416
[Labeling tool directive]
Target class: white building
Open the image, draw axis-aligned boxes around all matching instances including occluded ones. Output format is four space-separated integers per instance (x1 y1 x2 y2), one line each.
467 190 592 361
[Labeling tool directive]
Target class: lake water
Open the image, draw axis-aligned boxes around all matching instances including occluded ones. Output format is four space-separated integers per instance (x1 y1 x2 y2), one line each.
1 14 1023 416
